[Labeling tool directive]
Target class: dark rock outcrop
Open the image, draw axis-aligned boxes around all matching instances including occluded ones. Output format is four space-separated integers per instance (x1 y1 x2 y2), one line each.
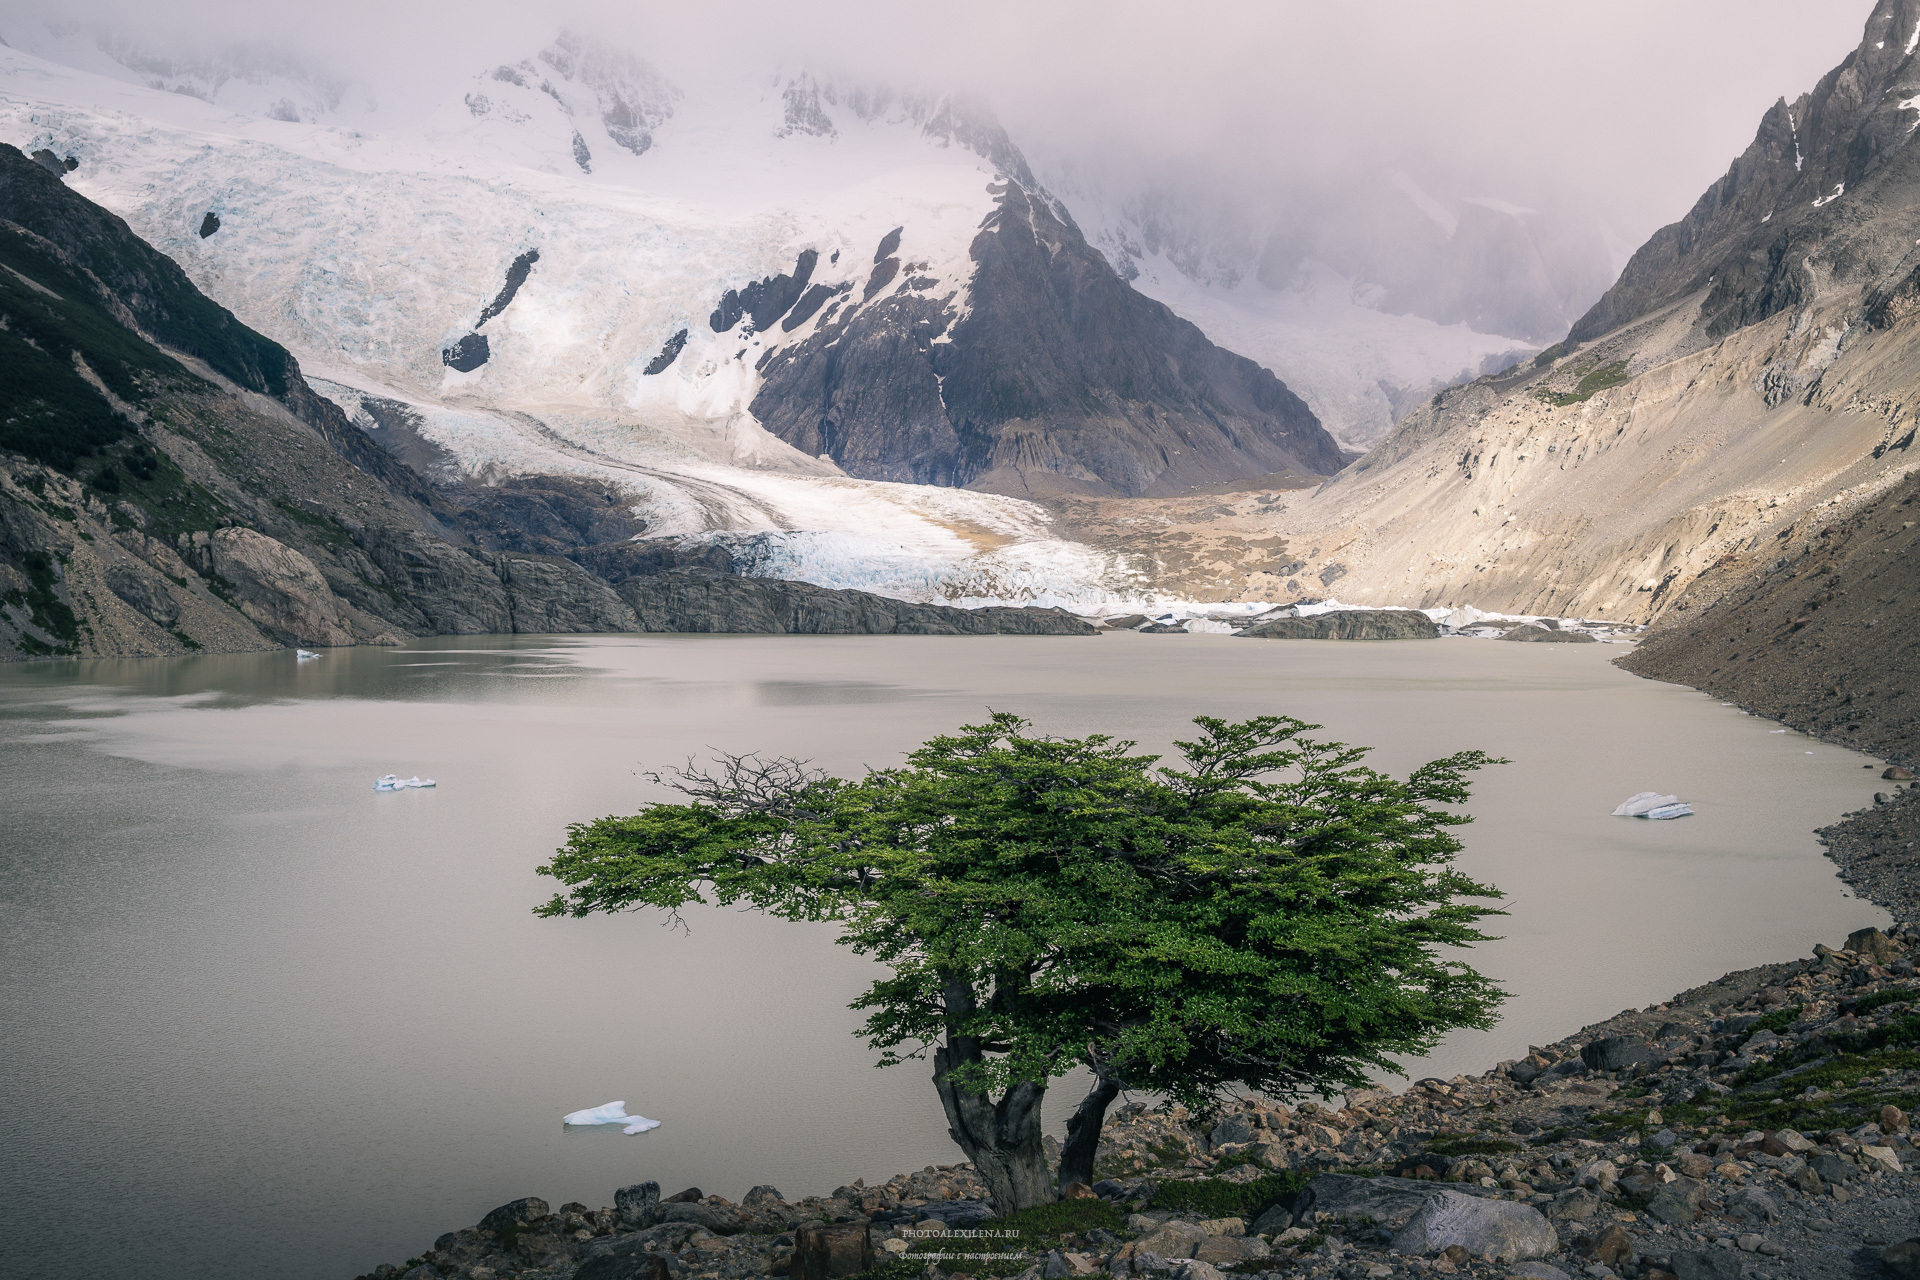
478 249 540 325
614 569 1097 635
750 183 1344 496
442 333 489 371
1570 0 1920 350
1239 609 1439 640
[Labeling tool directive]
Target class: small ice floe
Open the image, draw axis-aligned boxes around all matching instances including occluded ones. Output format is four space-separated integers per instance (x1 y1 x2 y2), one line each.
296 649 321 660
1612 792 1694 820
373 774 437 791
563 1101 660 1134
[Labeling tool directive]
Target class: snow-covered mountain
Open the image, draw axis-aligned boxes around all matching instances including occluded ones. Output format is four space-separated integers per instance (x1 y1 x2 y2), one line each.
0 30 1352 603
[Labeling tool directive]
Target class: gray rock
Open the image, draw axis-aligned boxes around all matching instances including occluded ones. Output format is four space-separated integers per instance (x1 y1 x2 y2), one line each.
1643 1176 1708 1226
1288 1173 1494 1232
657 1201 746 1233
1669 1251 1742 1280
911 1200 997 1228
1883 1238 1920 1280
1389 1190 1557 1262
615 1181 660 1229
478 1196 551 1233
1239 609 1439 641
1809 1151 1854 1183
1134 1221 1205 1260
1544 1189 1603 1224
1580 1036 1652 1072
1248 1203 1294 1235
196 527 357 647
1506 1266 1571 1280
104 560 181 627
574 1249 670 1280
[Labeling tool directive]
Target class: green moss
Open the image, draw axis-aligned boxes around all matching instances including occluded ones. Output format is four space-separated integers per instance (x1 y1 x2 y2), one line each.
993 1198 1122 1242
1844 989 1916 1017
1747 1005 1803 1035
1148 1171 1308 1221
1534 359 1632 407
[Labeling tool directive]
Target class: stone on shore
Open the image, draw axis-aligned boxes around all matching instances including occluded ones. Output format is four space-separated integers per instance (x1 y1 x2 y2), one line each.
1389 1190 1557 1262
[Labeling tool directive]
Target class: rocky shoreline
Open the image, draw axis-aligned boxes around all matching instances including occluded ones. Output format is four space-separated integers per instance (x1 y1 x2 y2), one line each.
355 797 1920 1280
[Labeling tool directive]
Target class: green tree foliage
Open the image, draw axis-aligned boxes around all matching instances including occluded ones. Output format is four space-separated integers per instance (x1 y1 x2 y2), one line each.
537 714 1508 1211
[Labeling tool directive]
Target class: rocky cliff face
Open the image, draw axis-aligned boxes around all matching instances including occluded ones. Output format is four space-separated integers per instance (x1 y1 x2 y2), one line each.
751 183 1342 497
1572 0 1920 349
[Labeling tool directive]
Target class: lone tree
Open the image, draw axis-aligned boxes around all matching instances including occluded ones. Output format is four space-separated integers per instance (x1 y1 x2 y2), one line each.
537 714 1507 1212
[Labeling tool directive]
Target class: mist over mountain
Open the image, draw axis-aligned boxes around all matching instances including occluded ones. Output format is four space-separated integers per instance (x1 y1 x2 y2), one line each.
0 1 1870 449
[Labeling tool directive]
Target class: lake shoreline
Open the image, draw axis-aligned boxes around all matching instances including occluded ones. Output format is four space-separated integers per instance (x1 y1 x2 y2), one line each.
351 660 1920 1280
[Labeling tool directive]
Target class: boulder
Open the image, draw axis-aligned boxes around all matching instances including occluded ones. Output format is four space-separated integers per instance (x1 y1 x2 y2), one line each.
574 1249 671 1280
1847 927 1901 965
1585 1225 1636 1266
1389 1190 1557 1262
1239 609 1439 641
1544 1189 1603 1224
910 1200 996 1228
1809 1152 1854 1183
1191 1236 1267 1266
1643 1176 1708 1226
789 1223 874 1280
1760 1130 1813 1156
1883 1238 1920 1280
478 1197 551 1234
1669 1251 1743 1280
657 1201 746 1233
1289 1173 1494 1232
1134 1222 1206 1260
1580 1036 1653 1072
103 560 181 627
615 1182 660 1229
1858 1143 1904 1174
199 527 357 646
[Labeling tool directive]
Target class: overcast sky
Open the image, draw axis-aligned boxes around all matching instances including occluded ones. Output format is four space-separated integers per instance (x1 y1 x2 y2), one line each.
5 0 1876 245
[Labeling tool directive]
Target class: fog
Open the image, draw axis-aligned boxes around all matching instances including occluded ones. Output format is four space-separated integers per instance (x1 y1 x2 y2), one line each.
5 0 1872 250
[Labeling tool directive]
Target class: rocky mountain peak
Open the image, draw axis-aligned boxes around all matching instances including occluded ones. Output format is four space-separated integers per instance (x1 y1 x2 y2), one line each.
1571 0 1920 346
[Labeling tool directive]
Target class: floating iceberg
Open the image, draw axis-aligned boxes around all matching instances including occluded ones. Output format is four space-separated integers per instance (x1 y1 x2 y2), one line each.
374 774 437 791
296 649 321 660
563 1101 660 1134
1612 792 1693 819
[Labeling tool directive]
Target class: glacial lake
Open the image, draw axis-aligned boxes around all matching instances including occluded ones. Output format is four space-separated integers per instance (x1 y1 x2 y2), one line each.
0 633 1891 1280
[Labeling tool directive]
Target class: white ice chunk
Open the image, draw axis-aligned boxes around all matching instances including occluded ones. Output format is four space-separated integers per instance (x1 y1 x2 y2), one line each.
1645 803 1694 820
564 1101 661 1133
373 774 437 791
296 649 321 659
1612 791 1682 817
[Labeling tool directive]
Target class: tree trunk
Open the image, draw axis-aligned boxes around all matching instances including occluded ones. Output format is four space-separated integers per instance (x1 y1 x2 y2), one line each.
931 976 1056 1213
1057 1069 1122 1193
